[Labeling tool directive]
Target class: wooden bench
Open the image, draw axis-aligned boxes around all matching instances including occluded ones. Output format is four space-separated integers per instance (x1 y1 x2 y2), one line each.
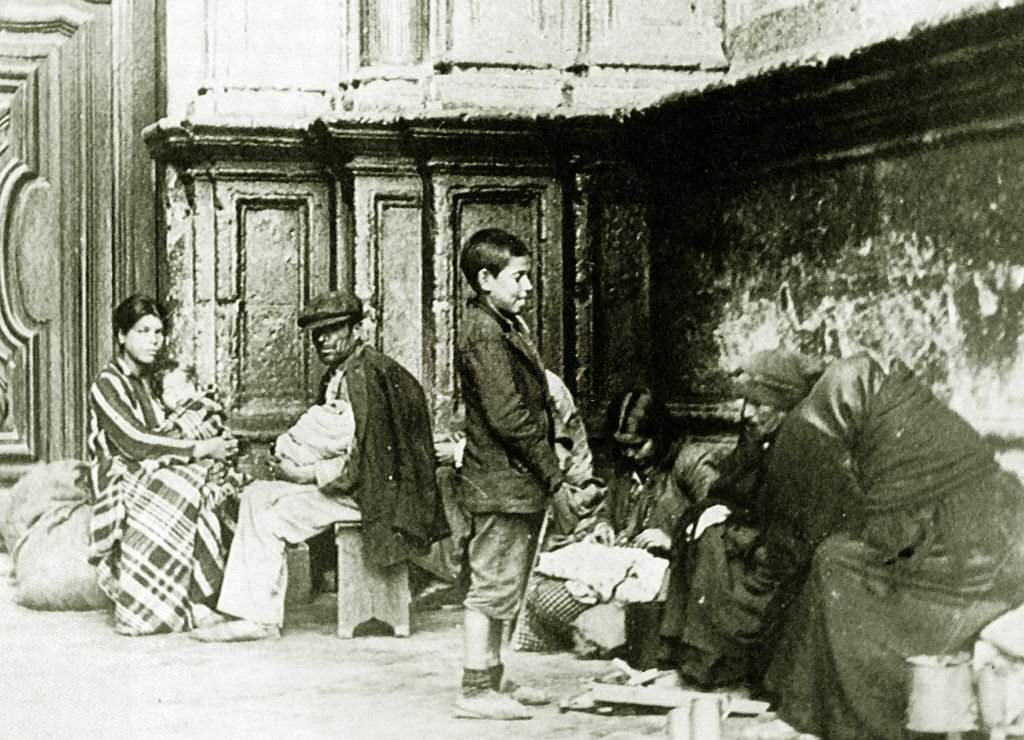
334 520 411 638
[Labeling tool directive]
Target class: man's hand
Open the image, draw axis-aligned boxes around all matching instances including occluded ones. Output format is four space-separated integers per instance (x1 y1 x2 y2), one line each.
270 455 315 484
434 440 457 466
631 528 672 553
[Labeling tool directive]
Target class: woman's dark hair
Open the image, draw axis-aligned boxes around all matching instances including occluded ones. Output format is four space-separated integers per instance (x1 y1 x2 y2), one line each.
605 387 674 467
113 294 166 338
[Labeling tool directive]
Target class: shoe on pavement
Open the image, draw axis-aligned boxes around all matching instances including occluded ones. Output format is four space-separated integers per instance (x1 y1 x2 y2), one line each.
192 604 230 629
190 619 281 642
454 689 533 720
501 680 552 706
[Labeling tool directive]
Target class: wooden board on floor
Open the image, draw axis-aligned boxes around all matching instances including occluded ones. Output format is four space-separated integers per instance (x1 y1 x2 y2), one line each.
589 682 771 716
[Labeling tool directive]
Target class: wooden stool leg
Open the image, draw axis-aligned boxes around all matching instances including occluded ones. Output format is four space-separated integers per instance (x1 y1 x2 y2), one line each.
336 525 369 639
370 561 410 637
335 523 412 638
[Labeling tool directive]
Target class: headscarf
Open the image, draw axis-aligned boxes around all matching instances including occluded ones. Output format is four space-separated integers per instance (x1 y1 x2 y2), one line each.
732 349 825 411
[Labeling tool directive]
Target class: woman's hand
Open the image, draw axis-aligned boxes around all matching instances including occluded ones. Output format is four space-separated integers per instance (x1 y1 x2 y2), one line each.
683 504 732 542
194 435 239 461
632 528 672 553
270 455 316 484
586 521 616 546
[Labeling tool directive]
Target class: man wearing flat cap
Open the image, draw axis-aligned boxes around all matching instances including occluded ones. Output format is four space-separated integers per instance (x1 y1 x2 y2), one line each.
195 289 446 641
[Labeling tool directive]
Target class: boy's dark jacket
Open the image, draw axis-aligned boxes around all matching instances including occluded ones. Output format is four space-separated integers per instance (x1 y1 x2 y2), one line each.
318 343 448 566
456 297 563 514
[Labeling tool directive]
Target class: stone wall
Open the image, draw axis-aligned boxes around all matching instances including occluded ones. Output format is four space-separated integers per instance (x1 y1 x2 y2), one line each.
652 137 1024 438
639 9 1024 440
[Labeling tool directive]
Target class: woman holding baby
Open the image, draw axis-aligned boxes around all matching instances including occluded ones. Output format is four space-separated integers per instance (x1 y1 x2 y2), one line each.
86 295 239 635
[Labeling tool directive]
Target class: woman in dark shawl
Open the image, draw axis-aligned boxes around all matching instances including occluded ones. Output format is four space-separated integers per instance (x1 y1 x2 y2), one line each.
660 349 824 688
759 353 1024 739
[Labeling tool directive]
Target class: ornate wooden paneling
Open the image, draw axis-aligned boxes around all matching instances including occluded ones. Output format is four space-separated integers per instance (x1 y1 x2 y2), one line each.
112 0 159 303
437 0 579 68
0 1 135 478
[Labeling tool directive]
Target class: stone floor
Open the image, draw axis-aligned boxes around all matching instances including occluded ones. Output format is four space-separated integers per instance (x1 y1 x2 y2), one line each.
0 554 771 740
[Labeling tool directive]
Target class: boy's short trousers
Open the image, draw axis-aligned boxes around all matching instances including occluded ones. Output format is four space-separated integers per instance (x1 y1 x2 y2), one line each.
463 511 543 621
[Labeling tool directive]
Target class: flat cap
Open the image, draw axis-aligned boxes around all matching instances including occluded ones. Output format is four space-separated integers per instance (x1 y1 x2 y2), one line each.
298 289 364 331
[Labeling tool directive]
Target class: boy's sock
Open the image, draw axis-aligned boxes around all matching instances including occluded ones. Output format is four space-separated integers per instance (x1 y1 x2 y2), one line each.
461 668 493 698
487 664 504 692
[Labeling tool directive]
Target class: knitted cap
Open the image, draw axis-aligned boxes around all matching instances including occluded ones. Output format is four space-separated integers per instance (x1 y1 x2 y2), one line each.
732 349 824 410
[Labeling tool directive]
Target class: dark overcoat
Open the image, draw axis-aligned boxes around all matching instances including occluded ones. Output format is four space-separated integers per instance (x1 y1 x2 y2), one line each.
319 344 447 566
455 298 563 514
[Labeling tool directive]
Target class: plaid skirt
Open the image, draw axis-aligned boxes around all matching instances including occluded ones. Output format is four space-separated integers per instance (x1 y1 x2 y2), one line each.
90 458 236 635
513 575 591 652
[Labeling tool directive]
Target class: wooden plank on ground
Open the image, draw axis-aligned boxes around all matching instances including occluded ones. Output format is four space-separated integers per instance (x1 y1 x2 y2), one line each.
589 683 771 716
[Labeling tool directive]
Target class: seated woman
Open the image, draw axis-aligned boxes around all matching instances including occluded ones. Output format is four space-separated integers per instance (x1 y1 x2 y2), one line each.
670 348 1024 739
660 349 823 688
87 295 240 636
516 386 718 654
759 351 1024 739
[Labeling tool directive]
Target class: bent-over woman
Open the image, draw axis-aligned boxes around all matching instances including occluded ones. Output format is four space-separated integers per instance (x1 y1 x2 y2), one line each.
87 295 239 635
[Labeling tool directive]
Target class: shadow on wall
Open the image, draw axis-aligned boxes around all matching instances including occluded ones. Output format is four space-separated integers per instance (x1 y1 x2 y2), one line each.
708 228 1024 437
650 138 1024 442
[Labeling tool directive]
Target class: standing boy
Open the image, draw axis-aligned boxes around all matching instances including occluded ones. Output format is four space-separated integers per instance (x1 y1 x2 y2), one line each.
455 228 582 720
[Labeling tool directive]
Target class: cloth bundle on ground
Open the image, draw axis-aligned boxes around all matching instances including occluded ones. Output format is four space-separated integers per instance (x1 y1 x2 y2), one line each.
535 542 668 605
0 460 109 610
530 542 668 658
274 399 355 467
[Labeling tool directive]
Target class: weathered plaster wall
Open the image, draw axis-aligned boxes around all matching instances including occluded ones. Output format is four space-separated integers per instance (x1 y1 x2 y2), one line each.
723 0 1023 73
582 167 653 423
653 134 1024 437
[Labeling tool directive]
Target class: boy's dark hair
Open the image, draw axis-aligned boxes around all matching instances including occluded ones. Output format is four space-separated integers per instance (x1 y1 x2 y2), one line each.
459 228 531 294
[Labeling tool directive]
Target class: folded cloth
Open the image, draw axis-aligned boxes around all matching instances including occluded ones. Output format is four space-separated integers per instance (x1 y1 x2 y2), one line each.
981 604 1024 659
535 542 669 604
275 401 355 467
974 638 1024 728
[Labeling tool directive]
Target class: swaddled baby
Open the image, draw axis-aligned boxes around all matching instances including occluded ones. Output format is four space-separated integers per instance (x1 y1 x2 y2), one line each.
151 360 248 499
153 362 225 440
274 398 355 468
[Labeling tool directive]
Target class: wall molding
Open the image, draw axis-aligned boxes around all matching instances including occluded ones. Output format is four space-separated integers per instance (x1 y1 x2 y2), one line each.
637 3 1024 180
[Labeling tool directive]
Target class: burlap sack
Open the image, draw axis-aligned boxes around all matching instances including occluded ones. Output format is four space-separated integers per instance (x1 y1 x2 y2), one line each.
11 501 109 611
0 460 88 551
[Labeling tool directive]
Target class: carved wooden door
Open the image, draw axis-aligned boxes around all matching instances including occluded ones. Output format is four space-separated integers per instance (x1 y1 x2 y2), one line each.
0 1 158 480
